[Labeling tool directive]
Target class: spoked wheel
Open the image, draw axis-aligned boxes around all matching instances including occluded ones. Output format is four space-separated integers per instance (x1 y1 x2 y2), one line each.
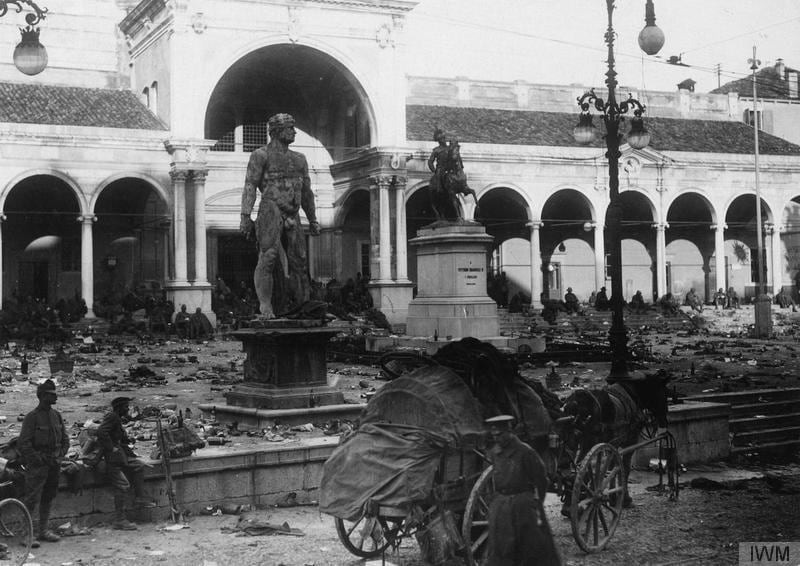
639 408 658 441
462 466 495 566
0 498 33 566
335 513 405 558
570 443 624 553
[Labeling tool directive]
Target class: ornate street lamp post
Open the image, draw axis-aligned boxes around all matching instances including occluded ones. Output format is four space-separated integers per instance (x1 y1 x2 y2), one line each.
573 0 664 379
1 0 49 75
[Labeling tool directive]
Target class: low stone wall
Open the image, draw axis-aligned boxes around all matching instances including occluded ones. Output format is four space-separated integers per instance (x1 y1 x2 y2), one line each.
633 401 731 468
365 334 546 354
47 437 340 525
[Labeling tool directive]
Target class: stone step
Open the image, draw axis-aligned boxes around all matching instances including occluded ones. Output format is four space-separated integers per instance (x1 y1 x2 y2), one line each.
730 412 800 431
730 438 800 454
731 399 800 417
731 425 800 446
685 388 800 406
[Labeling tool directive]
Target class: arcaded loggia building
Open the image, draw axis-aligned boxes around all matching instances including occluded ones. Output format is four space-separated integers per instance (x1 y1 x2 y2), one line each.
0 0 799 325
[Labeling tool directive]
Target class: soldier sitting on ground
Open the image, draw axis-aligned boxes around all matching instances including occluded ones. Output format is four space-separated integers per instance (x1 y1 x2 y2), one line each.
726 287 740 309
564 287 581 315
683 288 703 313
595 286 610 310
97 397 156 530
173 304 191 338
629 290 648 314
659 292 680 316
713 288 726 309
775 288 797 311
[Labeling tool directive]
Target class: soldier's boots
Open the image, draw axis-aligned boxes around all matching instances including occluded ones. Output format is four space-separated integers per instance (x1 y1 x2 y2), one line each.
112 518 138 531
37 530 61 543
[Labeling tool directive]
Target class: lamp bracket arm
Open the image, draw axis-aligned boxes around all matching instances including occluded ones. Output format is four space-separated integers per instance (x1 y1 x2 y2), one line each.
0 0 47 27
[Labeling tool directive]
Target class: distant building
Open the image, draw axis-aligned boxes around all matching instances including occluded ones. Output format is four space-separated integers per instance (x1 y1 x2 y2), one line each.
711 59 800 145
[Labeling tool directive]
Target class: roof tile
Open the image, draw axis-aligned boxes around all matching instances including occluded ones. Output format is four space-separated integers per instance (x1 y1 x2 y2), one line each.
406 104 800 155
0 82 167 130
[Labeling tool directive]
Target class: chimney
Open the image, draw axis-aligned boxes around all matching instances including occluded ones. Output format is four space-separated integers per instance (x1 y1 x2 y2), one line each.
776 58 785 79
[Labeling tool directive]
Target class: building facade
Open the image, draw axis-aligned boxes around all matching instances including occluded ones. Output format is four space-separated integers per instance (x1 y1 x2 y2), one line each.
0 0 799 325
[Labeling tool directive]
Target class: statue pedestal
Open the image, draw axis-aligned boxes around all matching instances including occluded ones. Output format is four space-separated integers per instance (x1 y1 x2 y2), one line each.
224 323 344 409
406 221 498 339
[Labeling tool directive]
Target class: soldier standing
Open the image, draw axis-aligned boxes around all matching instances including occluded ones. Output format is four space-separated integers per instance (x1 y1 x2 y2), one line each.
485 415 561 566
19 379 69 545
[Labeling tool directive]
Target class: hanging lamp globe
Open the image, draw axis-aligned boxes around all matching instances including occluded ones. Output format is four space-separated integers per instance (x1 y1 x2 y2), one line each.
573 112 597 145
638 0 665 55
626 115 651 150
14 26 47 76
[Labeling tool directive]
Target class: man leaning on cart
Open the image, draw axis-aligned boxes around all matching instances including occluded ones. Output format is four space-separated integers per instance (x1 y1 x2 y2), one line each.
485 414 562 566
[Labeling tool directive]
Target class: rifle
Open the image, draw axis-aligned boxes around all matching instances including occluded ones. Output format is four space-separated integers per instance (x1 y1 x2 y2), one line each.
156 418 181 523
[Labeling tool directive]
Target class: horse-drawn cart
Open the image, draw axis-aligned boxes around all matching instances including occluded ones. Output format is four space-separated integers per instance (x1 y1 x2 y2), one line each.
320 363 500 565
320 339 680 563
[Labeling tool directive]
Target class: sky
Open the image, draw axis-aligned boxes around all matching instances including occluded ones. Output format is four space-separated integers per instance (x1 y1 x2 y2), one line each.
404 0 800 94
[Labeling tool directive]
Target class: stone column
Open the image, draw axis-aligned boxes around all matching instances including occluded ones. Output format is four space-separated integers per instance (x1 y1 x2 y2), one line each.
593 221 606 292
192 171 208 285
78 215 97 318
0 214 5 304
333 229 344 282
655 222 668 298
394 176 409 281
767 223 782 292
377 175 392 282
712 223 726 294
527 221 543 309
170 170 189 283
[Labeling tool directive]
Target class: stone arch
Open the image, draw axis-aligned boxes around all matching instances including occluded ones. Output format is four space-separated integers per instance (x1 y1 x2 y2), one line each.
539 187 600 301
665 190 718 302
664 187 719 224
2 172 85 304
0 169 86 214
203 41 378 161
91 172 170 213
92 176 172 301
335 187 371 282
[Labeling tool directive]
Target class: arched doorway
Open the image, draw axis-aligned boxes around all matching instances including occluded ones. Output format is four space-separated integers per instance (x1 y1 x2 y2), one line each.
94 178 169 304
541 189 595 302
476 187 530 304
725 194 772 301
3 175 81 304
666 193 715 301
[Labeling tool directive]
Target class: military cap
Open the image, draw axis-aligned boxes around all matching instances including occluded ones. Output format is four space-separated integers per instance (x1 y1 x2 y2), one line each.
111 396 132 409
36 379 56 396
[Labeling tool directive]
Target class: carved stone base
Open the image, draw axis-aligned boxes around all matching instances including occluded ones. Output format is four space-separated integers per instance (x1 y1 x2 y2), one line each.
224 384 345 410
224 324 344 410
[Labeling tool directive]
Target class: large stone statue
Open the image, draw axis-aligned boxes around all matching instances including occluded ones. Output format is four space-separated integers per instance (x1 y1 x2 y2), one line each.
240 113 320 319
427 128 477 221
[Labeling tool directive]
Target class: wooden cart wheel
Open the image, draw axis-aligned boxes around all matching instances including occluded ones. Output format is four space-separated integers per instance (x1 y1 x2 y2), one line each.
0 498 33 566
335 513 404 558
570 443 624 553
462 465 495 566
